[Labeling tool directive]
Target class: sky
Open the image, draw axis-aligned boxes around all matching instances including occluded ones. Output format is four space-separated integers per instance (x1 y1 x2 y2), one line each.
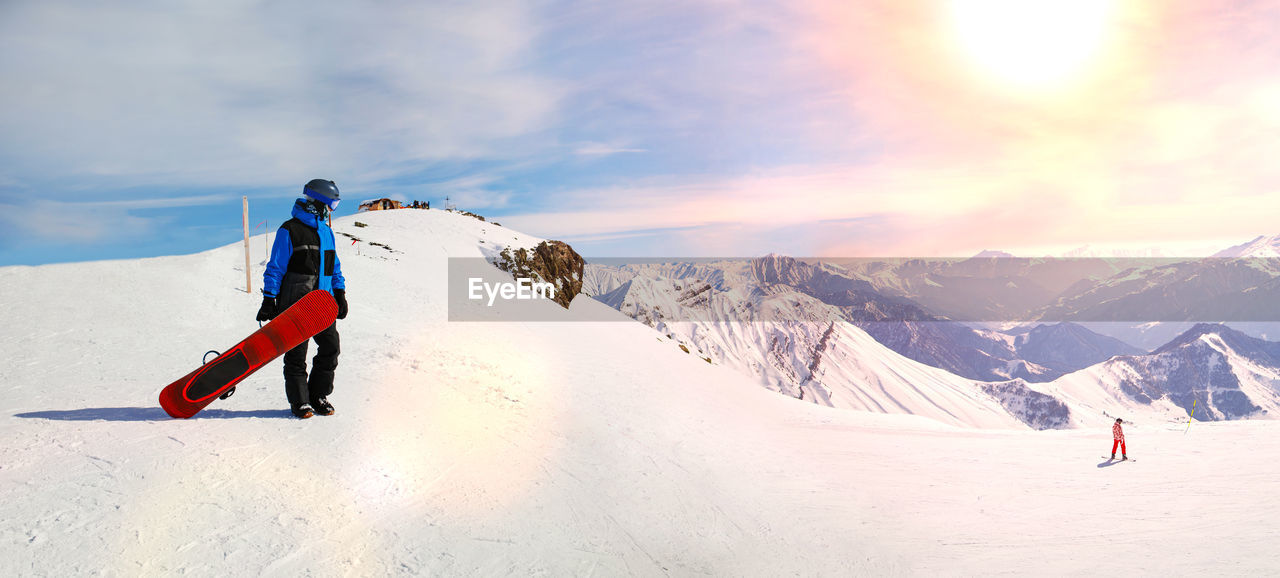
2 0 1279 265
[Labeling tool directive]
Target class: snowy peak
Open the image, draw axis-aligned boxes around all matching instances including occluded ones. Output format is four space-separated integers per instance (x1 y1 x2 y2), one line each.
1152 322 1280 363
1054 322 1280 423
1214 234 1280 258
749 254 815 287
747 254 857 291
1153 323 1242 354
595 275 726 326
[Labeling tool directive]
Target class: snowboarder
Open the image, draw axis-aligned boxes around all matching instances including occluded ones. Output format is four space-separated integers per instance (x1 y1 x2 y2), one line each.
1111 418 1127 460
257 179 349 419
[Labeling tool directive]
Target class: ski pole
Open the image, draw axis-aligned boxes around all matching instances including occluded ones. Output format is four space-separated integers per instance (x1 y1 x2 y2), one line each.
1184 399 1196 435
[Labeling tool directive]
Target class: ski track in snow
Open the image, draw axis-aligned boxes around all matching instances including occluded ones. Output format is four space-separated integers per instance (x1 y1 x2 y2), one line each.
2 210 1279 575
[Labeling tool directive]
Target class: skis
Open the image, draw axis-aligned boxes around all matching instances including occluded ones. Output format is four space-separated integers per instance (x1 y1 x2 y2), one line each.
1101 456 1136 462
158 290 338 418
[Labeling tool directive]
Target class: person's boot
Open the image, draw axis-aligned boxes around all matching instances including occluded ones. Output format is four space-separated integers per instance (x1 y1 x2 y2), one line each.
1110 453 1116 459
285 372 309 413
310 396 334 416
1122 454 1128 461
291 404 314 419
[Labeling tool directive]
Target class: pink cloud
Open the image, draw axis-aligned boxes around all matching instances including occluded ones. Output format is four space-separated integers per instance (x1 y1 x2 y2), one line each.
504 1 1280 256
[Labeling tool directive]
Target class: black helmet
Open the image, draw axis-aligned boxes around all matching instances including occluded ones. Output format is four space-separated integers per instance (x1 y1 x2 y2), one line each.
303 179 340 210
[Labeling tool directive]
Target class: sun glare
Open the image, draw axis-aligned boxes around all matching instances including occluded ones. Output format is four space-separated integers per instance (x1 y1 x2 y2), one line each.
950 0 1114 92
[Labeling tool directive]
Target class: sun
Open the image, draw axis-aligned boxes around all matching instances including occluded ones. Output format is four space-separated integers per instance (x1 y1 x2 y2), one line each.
949 0 1114 92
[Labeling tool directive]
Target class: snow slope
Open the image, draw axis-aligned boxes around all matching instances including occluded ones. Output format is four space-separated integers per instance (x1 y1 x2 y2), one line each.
4 209 1280 575
596 274 1032 429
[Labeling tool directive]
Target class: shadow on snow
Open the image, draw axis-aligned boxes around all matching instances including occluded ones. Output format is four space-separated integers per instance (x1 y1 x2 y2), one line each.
14 407 293 421
1096 458 1133 468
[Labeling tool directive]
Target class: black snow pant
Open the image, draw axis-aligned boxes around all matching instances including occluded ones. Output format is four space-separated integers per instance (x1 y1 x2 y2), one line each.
283 322 340 406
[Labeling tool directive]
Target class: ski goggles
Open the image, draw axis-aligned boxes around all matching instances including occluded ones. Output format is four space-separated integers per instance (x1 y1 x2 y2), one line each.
304 192 340 210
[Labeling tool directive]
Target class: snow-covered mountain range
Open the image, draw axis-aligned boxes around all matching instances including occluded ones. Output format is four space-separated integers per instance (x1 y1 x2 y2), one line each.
828 254 1122 321
586 252 1280 428
590 255 1091 384
818 246 1280 326
1037 258 1280 322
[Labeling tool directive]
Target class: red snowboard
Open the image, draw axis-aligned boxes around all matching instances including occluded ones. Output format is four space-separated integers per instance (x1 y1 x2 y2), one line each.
159 290 338 418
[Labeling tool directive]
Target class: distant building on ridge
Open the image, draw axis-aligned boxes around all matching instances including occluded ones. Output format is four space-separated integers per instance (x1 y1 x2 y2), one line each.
358 198 404 212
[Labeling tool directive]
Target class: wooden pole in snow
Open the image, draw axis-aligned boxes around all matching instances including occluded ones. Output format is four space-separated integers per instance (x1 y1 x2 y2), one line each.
243 196 252 294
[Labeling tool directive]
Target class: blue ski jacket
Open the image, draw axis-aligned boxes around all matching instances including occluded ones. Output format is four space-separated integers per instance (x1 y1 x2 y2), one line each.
263 199 345 303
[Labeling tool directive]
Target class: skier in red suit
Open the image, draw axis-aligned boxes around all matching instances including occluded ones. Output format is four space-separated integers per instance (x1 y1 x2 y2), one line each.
1111 418 1127 460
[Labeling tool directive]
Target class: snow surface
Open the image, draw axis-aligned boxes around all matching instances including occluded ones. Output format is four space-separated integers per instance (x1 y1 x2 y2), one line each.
4 210 1280 575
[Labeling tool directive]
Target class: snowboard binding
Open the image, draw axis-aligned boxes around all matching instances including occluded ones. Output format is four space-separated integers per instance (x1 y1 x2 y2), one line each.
203 350 237 400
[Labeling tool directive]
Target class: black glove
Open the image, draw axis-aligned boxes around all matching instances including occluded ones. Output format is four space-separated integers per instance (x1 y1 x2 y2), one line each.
256 296 277 322
334 289 348 320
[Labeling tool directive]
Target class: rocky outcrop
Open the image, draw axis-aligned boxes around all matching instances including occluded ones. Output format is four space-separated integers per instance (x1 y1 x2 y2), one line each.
493 241 585 309
980 380 1072 430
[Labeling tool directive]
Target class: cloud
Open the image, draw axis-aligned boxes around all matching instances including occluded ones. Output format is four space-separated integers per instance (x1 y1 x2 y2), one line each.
0 200 162 247
83 194 237 210
499 0 1280 257
500 136 1280 257
573 142 648 157
0 190 246 253
535 0 859 169
0 1 563 193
